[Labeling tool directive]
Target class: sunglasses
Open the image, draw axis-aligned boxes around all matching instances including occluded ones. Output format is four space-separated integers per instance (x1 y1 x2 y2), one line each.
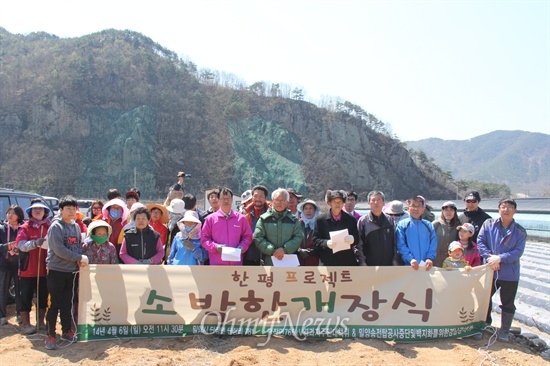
465 200 478 203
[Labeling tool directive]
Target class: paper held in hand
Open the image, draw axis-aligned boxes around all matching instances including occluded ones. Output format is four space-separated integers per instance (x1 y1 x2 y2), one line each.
329 229 351 253
221 246 242 261
271 254 300 267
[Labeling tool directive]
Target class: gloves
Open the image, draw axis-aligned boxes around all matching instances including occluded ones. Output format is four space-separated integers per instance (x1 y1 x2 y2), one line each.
487 255 501 265
80 255 89 265
32 238 46 249
216 244 225 253
327 240 336 249
182 240 195 251
344 235 354 245
40 239 49 250
136 258 153 264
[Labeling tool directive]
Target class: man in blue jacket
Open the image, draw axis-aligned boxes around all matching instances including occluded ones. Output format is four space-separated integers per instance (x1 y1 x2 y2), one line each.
477 198 526 342
396 195 437 271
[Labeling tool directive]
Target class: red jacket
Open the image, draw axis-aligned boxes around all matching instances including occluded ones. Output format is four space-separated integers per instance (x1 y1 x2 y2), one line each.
16 219 49 278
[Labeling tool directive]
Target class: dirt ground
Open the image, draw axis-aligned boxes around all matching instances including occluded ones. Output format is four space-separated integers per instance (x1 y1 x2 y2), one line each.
0 304 548 366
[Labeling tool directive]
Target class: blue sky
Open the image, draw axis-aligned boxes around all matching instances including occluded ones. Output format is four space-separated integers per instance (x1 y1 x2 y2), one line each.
1 0 548 141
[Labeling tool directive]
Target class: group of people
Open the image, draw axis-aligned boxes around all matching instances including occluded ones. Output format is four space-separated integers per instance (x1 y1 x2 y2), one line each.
0 176 527 348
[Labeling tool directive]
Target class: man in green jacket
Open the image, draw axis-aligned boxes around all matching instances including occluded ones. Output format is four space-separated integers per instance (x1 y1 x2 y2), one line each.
254 188 304 265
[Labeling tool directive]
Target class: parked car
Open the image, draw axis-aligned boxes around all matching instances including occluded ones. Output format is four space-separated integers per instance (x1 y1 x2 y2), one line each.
0 188 52 220
77 199 94 217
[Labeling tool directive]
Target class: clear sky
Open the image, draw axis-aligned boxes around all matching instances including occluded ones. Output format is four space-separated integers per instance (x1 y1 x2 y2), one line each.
1 0 549 141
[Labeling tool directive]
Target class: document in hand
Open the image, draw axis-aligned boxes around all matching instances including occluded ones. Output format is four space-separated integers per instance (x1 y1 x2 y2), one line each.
221 247 242 261
329 229 350 253
271 254 300 267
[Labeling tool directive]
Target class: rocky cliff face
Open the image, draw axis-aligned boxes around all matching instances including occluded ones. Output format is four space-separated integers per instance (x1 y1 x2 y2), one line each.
0 28 453 201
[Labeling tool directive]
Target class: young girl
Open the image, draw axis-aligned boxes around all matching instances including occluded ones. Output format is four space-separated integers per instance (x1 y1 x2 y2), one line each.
167 210 205 265
82 220 119 264
16 200 50 335
456 223 482 267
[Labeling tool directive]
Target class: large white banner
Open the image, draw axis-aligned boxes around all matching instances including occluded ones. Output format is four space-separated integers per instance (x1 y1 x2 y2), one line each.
78 265 492 342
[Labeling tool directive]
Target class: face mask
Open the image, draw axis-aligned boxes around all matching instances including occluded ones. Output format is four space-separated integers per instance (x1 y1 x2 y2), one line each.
109 209 122 220
91 234 109 244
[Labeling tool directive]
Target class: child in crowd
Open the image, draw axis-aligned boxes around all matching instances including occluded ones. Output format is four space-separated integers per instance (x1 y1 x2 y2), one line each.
82 220 119 264
44 196 89 350
456 223 482 267
442 242 472 271
167 210 205 265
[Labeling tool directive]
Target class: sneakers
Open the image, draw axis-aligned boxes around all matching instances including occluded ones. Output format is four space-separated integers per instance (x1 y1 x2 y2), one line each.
45 336 58 350
0 317 7 326
61 329 77 342
20 324 37 335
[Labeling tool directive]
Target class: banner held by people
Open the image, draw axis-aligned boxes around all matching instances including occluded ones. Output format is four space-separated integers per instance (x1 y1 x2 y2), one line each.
78 265 492 342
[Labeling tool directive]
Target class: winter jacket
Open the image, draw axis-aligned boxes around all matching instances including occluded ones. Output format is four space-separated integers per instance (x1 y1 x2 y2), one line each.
460 240 482 267
356 212 396 266
46 218 84 272
16 218 49 278
477 218 526 281
313 210 359 266
298 220 320 266
120 226 164 264
244 201 270 264
396 217 437 265
167 237 205 265
254 208 304 266
432 218 460 267
201 209 253 265
343 208 362 222
459 208 492 242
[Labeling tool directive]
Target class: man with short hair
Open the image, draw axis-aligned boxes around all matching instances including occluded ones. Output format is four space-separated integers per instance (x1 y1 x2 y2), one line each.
396 195 437 271
357 191 396 266
254 188 304 266
459 190 492 242
201 188 253 265
243 185 270 266
477 198 526 342
200 190 220 221
343 190 362 222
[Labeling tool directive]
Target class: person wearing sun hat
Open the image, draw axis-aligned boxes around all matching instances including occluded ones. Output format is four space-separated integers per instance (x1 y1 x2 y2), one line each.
147 203 169 246
167 210 206 265
165 198 186 261
82 220 118 264
432 201 461 267
15 199 51 335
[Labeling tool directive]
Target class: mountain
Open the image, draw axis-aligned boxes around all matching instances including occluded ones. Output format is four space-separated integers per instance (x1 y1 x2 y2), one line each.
0 28 454 201
405 131 550 196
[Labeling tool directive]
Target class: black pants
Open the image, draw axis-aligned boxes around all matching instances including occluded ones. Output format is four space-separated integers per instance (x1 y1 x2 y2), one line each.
46 270 78 337
486 279 518 325
20 276 48 312
0 270 16 318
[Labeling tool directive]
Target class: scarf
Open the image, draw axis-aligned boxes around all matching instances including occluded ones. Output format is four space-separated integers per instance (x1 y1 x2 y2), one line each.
301 211 319 232
168 211 185 231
